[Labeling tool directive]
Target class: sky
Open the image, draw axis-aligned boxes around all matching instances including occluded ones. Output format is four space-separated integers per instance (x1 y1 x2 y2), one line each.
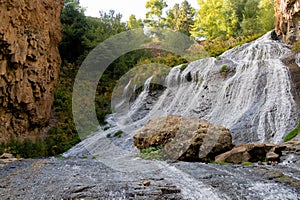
80 0 199 21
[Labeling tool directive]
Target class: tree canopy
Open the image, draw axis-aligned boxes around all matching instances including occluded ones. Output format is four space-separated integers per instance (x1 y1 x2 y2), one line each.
191 0 275 39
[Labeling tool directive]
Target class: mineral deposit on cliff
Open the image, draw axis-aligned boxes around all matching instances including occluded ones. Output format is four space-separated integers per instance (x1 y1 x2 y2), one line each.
0 0 63 140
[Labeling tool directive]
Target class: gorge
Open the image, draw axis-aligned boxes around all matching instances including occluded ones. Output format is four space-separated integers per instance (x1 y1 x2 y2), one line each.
1 0 300 199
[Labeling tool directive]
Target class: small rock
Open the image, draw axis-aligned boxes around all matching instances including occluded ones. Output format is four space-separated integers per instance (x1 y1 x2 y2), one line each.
0 153 18 163
266 152 279 162
258 161 263 165
142 180 151 187
0 153 14 159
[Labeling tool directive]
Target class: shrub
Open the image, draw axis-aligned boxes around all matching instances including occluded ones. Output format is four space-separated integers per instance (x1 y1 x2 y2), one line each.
221 65 227 72
180 63 189 71
0 137 49 158
284 120 300 142
104 126 110 131
113 130 123 138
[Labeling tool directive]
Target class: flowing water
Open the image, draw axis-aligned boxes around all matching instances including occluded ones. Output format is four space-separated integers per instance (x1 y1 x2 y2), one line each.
62 32 300 199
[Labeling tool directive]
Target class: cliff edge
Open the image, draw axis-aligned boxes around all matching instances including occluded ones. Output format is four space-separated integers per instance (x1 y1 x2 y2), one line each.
0 0 63 140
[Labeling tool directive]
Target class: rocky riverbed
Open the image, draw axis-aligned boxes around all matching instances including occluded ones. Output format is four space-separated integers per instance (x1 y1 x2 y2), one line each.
1 151 300 200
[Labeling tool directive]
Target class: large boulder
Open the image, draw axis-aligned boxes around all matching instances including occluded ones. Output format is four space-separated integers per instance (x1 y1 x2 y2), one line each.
134 115 234 161
215 143 283 164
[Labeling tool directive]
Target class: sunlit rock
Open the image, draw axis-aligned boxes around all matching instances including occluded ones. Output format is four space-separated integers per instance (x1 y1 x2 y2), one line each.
134 115 234 161
0 0 63 140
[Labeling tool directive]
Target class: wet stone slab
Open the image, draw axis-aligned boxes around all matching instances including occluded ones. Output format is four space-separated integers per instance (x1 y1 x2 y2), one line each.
0 158 183 200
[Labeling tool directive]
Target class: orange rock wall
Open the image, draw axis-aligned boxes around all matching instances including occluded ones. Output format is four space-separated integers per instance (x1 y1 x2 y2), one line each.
0 0 63 140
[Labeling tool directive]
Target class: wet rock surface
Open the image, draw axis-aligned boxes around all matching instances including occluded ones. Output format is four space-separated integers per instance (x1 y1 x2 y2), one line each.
0 156 300 199
0 158 183 200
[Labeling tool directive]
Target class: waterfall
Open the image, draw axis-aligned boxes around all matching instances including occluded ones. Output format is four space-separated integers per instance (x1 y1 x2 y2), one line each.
111 31 299 144
65 31 300 160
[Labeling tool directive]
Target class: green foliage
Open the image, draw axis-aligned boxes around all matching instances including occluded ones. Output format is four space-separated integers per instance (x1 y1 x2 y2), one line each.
292 41 300 53
211 161 230 165
166 0 195 36
60 1 87 64
284 120 300 142
0 137 49 158
192 0 228 39
241 161 252 166
106 134 111 138
221 64 227 72
257 0 275 33
104 126 110 131
127 14 144 29
113 130 123 138
140 146 163 160
145 0 168 28
180 63 189 71
191 0 275 39
202 34 263 57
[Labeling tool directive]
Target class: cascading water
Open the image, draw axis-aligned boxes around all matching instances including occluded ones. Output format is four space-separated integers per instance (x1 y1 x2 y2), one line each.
113 31 300 145
65 31 300 158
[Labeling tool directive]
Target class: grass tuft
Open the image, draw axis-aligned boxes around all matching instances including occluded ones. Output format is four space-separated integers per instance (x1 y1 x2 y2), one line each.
180 63 189 71
284 120 300 142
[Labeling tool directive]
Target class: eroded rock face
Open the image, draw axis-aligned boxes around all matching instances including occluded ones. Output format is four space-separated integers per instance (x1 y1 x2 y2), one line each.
0 0 63 140
275 0 300 44
134 115 234 161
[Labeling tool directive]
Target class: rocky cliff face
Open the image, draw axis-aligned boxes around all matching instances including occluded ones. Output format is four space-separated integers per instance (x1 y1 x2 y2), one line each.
275 0 300 44
0 0 63 140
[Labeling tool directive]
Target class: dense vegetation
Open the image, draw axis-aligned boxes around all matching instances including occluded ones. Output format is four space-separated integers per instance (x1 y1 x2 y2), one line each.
0 0 276 158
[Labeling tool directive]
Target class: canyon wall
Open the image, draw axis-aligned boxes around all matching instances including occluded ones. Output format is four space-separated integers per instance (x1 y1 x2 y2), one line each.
0 0 63 140
275 0 300 44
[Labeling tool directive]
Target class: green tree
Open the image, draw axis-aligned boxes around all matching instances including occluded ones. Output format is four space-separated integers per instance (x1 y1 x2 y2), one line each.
240 0 260 35
191 0 228 39
166 0 195 36
127 14 144 29
60 0 87 63
258 0 275 33
145 0 168 28
166 3 180 30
